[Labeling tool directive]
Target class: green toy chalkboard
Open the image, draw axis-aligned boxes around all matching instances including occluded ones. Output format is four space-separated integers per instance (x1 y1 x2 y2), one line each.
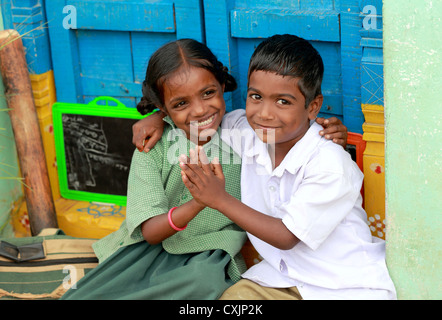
53 97 153 206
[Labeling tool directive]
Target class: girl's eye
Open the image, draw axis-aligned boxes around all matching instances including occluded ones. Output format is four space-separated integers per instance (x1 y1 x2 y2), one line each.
173 101 187 109
203 90 215 97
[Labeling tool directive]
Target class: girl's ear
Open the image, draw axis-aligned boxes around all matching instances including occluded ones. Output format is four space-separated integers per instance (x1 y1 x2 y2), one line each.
308 95 323 120
158 104 168 116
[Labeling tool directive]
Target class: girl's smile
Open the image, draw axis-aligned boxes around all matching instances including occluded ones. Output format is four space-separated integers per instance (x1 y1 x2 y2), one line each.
190 113 218 129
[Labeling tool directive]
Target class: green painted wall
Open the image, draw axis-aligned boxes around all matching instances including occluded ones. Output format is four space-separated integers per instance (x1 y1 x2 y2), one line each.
384 0 442 299
0 8 22 237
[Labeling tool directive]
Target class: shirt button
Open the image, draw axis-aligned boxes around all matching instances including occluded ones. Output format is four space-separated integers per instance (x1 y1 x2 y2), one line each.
269 185 276 192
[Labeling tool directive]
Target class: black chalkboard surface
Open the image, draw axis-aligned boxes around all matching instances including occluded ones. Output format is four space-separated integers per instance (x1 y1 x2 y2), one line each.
53 97 152 205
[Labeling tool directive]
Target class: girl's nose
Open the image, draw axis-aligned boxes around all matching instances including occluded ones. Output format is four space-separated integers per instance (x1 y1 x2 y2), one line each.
192 99 207 116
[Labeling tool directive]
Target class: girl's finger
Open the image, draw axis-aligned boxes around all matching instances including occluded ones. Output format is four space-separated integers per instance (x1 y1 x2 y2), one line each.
211 157 224 179
180 161 204 185
197 146 213 175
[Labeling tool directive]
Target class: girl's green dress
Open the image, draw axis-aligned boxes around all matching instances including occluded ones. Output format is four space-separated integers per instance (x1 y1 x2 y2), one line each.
61 118 246 300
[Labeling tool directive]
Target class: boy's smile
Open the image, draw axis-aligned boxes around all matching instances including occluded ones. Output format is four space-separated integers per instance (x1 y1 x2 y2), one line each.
162 65 225 145
246 70 322 158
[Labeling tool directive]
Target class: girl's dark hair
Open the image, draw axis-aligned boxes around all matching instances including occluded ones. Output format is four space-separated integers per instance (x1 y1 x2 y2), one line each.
137 39 237 115
248 34 324 108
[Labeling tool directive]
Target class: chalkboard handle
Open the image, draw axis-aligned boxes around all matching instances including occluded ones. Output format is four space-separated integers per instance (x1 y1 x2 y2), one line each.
88 96 128 109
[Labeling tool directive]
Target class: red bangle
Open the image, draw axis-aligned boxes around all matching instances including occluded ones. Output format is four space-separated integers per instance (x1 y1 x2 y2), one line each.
167 207 187 231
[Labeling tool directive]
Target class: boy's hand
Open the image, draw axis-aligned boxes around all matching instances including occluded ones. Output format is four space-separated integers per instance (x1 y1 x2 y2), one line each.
316 117 348 148
179 147 226 210
132 111 165 152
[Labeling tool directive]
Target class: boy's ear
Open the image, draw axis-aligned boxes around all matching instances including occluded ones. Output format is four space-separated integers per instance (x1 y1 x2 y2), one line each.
308 95 323 120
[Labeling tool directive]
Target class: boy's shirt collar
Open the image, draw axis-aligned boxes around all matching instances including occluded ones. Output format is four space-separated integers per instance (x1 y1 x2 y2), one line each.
244 121 323 177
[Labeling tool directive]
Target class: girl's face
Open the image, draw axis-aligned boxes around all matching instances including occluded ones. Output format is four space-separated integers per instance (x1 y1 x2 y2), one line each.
246 70 322 150
161 65 226 145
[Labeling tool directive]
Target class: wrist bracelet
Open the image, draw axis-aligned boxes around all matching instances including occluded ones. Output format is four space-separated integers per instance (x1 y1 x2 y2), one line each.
167 207 187 231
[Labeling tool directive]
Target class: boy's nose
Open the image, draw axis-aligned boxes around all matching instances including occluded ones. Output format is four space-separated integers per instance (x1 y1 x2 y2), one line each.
258 102 274 120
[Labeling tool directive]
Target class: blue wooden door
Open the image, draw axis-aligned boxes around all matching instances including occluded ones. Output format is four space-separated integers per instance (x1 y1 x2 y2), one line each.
204 0 366 133
46 0 204 108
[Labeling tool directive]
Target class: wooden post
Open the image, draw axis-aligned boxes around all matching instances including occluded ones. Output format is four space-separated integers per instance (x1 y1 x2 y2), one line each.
0 30 57 235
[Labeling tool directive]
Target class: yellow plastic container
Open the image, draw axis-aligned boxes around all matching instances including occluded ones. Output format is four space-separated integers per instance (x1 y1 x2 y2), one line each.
55 198 126 239
29 71 57 120
31 71 60 200
362 104 386 239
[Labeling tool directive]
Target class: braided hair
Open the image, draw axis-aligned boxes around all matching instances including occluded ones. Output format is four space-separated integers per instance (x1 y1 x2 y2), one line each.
137 39 237 115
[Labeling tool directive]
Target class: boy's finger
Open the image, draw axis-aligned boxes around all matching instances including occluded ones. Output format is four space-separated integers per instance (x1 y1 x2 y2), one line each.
320 124 347 136
315 117 325 125
332 138 347 148
323 117 342 126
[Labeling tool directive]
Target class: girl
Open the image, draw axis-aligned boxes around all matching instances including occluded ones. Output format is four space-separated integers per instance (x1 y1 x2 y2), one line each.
61 39 247 300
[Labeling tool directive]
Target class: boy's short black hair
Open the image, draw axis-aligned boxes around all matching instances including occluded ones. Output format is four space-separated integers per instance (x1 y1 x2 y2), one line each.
248 34 324 108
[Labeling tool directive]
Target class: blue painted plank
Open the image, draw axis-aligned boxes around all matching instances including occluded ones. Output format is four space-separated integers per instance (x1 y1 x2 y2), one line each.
77 30 133 83
46 0 83 102
175 0 205 41
233 0 338 11
204 0 240 111
131 32 176 83
68 0 175 32
340 10 364 133
300 0 337 10
361 44 383 105
230 8 340 42
81 77 141 98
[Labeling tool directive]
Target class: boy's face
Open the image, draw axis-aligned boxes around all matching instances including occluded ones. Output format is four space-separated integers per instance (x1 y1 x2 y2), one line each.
161 65 226 145
246 70 322 149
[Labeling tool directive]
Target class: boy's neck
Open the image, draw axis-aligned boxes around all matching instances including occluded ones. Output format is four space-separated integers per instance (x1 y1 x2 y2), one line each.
268 144 289 169
267 126 310 169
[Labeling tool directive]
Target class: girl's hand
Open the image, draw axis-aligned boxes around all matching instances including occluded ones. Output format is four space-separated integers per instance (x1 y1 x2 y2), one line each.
316 117 348 148
179 147 226 210
132 111 165 152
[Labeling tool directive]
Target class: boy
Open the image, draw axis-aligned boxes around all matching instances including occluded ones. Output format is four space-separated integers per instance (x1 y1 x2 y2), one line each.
179 34 397 300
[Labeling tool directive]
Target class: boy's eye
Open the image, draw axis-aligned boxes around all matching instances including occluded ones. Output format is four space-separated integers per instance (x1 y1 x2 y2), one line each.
276 99 290 105
249 93 261 100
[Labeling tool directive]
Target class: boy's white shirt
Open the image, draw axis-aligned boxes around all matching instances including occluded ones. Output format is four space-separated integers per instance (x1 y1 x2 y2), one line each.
220 109 397 300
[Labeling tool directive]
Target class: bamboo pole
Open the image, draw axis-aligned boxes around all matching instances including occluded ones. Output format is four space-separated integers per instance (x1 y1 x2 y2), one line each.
0 29 57 235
